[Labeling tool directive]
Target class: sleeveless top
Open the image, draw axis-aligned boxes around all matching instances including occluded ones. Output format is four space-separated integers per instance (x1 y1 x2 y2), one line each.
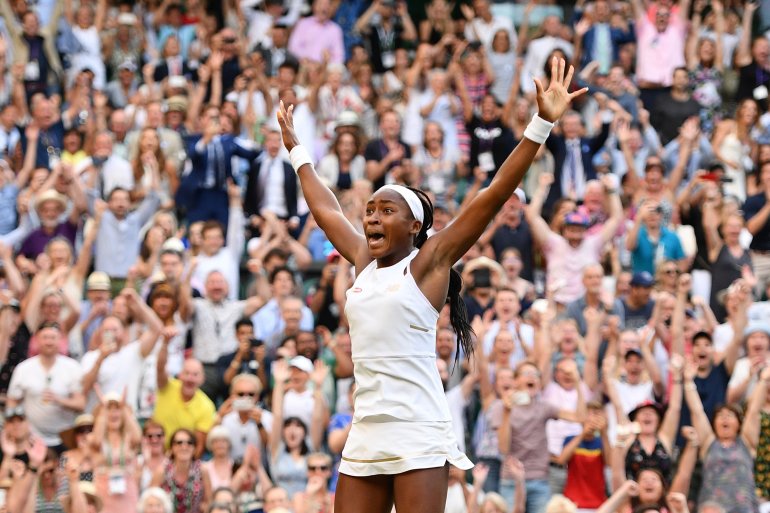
755 411 770 499
625 436 672 482
709 244 752 322
699 438 759 513
161 460 205 513
271 443 308 498
344 249 450 423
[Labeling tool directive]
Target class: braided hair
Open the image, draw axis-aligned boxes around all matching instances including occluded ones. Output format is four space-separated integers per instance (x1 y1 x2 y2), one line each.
407 187 474 361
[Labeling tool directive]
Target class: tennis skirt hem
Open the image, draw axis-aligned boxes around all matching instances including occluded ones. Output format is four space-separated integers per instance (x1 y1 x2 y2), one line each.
338 419 473 476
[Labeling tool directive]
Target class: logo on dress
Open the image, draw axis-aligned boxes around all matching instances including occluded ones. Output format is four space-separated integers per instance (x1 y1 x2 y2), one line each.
352 287 362 293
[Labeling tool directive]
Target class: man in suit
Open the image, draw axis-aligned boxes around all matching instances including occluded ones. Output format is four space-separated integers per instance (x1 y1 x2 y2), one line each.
574 0 635 74
544 109 612 208
152 34 196 83
244 129 299 230
179 105 260 227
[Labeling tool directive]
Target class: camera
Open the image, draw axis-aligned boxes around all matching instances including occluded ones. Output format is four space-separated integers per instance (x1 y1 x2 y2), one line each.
250 338 263 348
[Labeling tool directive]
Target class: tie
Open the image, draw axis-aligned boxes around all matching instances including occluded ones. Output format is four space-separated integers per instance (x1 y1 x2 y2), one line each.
205 141 217 188
259 158 272 208
567 141 579 197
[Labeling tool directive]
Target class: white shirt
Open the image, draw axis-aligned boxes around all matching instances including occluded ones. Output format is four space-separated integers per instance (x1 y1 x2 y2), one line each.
520 36 574 94
99 155 134 196
191 299 246 363
81 341 146 413
259 155 288 217
8 356 83 445
283 388 315 428
191 207 245 300
446 385 469 452
464 15 516 51
482 320 534 368
222 409 274 461
727 357 756 404
561 138 586 200
604 379 654 445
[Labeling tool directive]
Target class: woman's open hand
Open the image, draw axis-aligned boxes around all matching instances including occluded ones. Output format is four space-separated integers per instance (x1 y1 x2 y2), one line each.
277 100 301 152
534 57 588 123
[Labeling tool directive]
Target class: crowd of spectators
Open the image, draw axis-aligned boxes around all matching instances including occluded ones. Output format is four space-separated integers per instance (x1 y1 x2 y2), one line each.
2 0 770 513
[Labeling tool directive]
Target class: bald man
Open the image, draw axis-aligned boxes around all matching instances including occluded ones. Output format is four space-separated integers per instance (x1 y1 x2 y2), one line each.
564 264 625 335
153 356 216 456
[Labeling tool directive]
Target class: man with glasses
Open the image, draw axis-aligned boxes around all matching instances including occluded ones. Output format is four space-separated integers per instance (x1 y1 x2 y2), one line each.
293 452 334 513
216 373 273 464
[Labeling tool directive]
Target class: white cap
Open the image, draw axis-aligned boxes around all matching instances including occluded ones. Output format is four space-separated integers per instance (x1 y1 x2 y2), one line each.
289 355 313 374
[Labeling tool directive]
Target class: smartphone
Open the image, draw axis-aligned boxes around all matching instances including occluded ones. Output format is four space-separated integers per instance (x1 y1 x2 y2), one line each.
233 397 255 411
512 391 531 406
250 338 263 348
701 172 719 182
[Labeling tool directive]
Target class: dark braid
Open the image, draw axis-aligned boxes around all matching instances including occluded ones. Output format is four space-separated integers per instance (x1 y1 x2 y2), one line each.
407 187 475 362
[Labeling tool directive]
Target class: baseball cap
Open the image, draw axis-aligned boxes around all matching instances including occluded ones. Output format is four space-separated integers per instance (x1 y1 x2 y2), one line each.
289 355 314 374
744 322 770 339
563 211 590 227
630 271 654 288
117 59 137 72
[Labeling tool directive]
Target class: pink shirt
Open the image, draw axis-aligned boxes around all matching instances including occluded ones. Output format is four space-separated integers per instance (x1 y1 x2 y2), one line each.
635 13 686 86
287 16 344 65
544 232 604 304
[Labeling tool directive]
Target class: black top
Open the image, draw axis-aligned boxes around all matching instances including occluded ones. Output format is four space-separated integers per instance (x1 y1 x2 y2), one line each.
650 93 701 146
737 62 770 111
363 139 412 190
490 219 534 282
744 193 770 250
466 115 516 181
681 203 710 271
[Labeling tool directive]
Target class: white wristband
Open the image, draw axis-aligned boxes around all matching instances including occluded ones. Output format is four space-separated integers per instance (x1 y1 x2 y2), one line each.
289 145 313 173
523 114 555 145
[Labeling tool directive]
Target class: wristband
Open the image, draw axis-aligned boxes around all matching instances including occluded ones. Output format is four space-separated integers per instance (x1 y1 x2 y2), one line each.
289 145 313 173
523 114 555 145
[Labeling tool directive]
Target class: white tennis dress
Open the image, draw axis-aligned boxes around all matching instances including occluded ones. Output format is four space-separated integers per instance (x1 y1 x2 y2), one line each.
339 249 473 476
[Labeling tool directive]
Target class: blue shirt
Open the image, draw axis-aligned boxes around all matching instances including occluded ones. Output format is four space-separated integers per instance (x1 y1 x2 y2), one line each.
0 184 18 235
327 412 352 491
631 225 684 275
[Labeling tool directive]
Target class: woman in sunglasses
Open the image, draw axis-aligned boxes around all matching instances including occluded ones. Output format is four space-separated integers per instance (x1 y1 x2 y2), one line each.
152 428 211 513
293 452 334 513
57 414 96 495
138 421 166 493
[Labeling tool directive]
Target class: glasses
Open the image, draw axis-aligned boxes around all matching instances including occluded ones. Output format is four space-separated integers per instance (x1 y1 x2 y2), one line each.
75 427 93 435
236 391 256 397
146 433 164 440
308 465 329 472
173 439 195 447
663 269 679 275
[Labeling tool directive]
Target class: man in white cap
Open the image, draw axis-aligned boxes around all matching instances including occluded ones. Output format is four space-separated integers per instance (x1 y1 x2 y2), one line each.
18 186 82 266
77 271 112 351
104 59 139 109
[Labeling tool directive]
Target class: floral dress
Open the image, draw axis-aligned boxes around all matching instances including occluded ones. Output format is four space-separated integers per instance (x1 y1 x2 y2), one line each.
161 460 205 513
700 438 759 513
754 411 770 499
689 65 722 136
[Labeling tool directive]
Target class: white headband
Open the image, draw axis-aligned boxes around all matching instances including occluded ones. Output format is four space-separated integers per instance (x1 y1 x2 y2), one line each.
380 184 424 223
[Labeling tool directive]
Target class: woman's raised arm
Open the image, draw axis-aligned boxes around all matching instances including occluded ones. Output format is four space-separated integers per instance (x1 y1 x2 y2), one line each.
277 102 366 264
423 57 587 268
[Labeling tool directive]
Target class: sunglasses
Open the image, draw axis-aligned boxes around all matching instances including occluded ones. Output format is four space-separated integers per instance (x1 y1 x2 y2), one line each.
236 392 256 397
663 269 679 275
146 433 164 440
173 439 195 446
75 427 93 435
308 465 329 472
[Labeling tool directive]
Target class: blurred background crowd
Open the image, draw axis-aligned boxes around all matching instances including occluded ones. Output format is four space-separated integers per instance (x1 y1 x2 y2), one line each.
2 0 770 512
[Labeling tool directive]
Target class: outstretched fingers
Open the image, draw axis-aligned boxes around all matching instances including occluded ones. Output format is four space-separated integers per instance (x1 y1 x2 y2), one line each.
557 58 565 84
569 87 590 101
563 64 574 89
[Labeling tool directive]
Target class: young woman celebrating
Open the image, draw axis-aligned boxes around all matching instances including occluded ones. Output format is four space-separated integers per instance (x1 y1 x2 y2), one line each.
276 56 587 513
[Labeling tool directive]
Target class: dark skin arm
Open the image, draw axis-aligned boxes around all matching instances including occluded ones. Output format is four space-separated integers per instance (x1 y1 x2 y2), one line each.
279 58 587 311
410 58 587 310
